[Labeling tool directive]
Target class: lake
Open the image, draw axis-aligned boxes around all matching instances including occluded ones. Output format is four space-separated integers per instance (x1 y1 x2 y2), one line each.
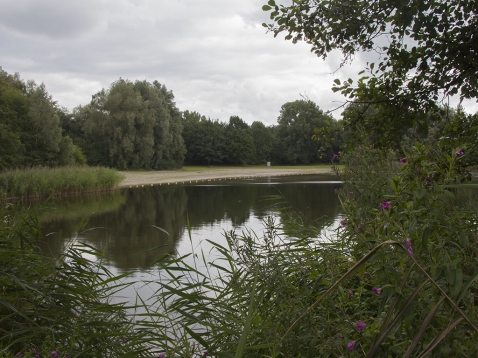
37 173 342 304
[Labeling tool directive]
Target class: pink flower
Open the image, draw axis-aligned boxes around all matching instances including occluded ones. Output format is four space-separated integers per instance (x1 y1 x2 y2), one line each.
347 341 356 351
455 150 464 156
405 239 414 254
340 219 347 226
399 157 407 163
159 354 165 358
372 287 381 295
348 290 354 296
358 222 364 229
356 320 366 331
381 201 391 210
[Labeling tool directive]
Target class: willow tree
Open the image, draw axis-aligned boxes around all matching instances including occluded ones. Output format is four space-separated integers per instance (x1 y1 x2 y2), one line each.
78 79 185 170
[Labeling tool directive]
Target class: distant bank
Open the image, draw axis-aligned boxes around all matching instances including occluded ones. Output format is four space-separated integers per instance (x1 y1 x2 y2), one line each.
119 166 335 187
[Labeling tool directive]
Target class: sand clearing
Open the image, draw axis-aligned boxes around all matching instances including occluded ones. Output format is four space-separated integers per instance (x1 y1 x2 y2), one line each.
119 167 334 187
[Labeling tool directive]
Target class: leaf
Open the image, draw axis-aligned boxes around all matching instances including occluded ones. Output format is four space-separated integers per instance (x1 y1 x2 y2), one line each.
333 79 341 85
403 297 445 358
262 5 272 11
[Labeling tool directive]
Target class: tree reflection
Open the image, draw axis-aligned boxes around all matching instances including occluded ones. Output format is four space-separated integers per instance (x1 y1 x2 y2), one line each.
38 175 341 271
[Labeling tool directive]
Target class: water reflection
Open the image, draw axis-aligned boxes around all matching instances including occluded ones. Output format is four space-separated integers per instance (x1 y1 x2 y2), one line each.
39 174 342 272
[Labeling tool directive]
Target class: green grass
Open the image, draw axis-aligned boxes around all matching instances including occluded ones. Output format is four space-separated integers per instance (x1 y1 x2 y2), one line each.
0 166 124 199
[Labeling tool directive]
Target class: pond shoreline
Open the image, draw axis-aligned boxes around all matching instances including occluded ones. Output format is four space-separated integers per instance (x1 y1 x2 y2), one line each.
119 167 335 187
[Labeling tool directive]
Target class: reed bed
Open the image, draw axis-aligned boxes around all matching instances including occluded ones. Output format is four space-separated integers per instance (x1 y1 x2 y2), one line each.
0 166 124 199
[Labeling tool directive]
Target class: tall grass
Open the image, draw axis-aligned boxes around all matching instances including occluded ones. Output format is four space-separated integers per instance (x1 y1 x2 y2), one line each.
0 204 156 357
136 142 478 357
0 166 124 199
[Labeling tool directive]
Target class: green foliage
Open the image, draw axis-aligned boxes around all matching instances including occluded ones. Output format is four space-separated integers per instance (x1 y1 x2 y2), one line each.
0 166 124 199
263 0 478 108
75 79 186 170
275 99 336 164
250 121 275 164
0 204 154 357
263 0 478 149
224 116 255 165
0 68 82 169
181 110 226 165
145 142 478 356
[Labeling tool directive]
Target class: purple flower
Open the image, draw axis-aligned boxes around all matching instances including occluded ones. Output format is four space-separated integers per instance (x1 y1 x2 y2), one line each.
340 219 347 226
348 290 354 296
203 351 209 357
358 222 364 229
51 351 58 358
405 238 412 247
348 191 354 196
332 153 338 161
159 354 165 358
399 157 407 163
334 188 339 194
381 201 391 210
356 320 366 331
408 247 414 255
15 353 21 357
372 287 381 295
425 176 432 184
347 341 356 351
455 150 464 156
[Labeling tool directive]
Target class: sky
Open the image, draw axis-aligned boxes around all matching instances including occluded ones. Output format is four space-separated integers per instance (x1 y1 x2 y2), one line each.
1 0 476 126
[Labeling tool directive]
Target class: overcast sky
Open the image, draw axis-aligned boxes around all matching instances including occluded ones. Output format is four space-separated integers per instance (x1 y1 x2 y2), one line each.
1 0 476 126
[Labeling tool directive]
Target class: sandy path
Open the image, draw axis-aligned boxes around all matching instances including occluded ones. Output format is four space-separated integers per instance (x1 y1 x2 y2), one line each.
119 167 334 187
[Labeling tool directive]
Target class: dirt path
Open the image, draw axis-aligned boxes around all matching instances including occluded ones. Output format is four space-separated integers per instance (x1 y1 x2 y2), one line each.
119 167 334 187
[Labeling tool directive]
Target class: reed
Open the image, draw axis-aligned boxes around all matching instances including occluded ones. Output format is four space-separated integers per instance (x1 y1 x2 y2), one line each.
0 166 124 199
0 204 156 357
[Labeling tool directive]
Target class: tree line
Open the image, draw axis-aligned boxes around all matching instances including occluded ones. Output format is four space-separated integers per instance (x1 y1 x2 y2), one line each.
1 68 342 171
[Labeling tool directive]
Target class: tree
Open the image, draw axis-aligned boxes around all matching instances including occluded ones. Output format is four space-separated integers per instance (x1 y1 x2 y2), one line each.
224 116 255 165
77 79 185 170
263 0 478 145
251 121 275 164
182 111 226 165
275 100 333 164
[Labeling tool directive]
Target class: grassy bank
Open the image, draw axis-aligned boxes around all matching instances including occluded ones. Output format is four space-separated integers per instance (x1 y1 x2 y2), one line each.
0 166 124 199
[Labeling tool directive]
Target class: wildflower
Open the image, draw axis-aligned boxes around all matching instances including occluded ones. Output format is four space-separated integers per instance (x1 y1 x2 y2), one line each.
340 219 347 226
455 150 464 156
15 353 21 357
51 351 58 358
425 176 432 184
348 290 354 296
372 287 381 295
347 341 356 351
332 153 338 161
381 201 391 210
356 320 366 331
358 222 364 229
334 188 339 194
348 191 354 196
405 238 414 254
399 157 407 163
203 351 209 356
159 354 165 358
